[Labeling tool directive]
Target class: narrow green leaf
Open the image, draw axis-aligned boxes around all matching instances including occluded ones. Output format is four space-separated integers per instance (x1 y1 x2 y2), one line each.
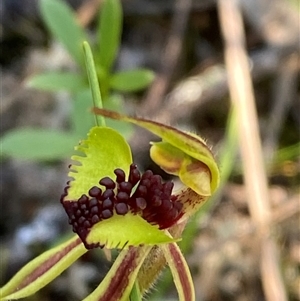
66 126 132 200
97 0 122 71
110 69 155 92
0 128 78 161
0 236 87 300
130 282 142 301
83 41 105 126
161 243 195 301
83 246 151 301
40 0 86 65
27 72 87 92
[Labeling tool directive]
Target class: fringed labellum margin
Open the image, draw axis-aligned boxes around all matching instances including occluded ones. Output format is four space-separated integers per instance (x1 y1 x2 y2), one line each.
60 126 182 250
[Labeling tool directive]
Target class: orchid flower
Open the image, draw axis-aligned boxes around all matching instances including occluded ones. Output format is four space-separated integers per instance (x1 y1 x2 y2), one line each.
0 109 219 301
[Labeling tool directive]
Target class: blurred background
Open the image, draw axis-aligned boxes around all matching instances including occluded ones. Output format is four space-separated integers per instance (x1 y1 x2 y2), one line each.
0 0 299 300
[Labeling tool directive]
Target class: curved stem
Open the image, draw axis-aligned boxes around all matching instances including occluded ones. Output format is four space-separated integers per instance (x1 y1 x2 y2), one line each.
83 41 105 126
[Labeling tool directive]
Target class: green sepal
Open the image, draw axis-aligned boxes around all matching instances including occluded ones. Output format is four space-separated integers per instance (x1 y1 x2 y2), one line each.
161 242 195 301
83 246 151 301
86 212 179 249
0 236 87 300
66 126 132 200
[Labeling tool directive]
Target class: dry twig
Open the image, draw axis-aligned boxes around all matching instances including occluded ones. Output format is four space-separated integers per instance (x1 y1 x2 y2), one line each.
217 0 288 300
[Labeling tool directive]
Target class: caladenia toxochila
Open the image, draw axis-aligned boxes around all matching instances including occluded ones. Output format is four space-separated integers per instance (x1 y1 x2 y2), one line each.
0 109 220 301
0 42 220 301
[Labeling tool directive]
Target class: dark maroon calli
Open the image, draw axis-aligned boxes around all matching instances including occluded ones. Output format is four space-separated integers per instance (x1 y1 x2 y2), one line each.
61 164 184 249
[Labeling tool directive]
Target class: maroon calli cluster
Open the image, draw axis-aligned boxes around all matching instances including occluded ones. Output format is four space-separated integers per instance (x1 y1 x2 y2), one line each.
61 164 184 249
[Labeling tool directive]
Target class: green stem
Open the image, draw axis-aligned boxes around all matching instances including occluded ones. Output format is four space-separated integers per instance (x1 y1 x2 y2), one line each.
130 282 142 301
82 41 105 126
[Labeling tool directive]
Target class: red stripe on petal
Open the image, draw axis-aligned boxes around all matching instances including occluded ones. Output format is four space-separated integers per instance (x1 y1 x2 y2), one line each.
98 247 141 301
1 236 87 300
170 243 193 301
162 242 195 301
83 246 151 301
18 237 82 290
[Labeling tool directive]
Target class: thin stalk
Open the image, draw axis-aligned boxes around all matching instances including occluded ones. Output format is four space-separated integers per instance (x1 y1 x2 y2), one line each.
83 41 105 126
218 0 288 300
130 282 142 301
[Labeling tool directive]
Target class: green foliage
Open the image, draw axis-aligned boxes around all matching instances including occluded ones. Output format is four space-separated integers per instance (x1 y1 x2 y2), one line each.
82 41 106 127
40 0 87 66
97 0 122 72
110 69 155 92
1 0 154 162
26 72 87 92
0 128 77 160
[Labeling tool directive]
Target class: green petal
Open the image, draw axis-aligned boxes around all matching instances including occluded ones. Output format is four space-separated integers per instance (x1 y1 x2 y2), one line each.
149 141 185 174
0 236 87 300
86 212 179 249
161 242 195 301
92 109 220 195
66 126 132 200
83 246 151 301
150 142 212 196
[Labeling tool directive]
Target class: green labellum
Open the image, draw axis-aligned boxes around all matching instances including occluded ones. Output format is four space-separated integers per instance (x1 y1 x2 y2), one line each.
86 213 179 249
66 126 132 200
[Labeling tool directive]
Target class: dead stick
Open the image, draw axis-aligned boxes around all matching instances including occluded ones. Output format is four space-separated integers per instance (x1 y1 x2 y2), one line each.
217 0 288 300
